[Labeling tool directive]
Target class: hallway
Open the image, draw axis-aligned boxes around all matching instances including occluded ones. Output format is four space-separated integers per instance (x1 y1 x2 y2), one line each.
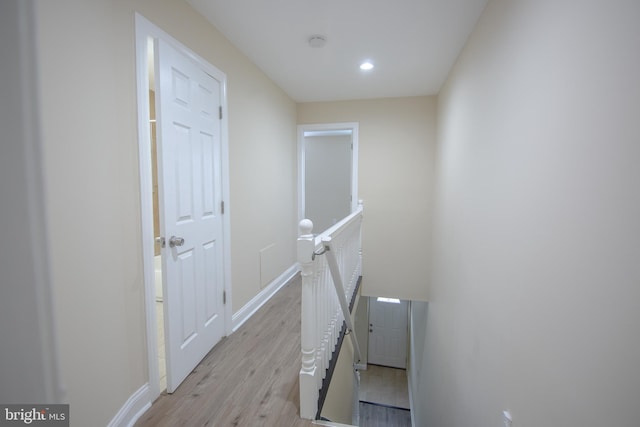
135 274 314 427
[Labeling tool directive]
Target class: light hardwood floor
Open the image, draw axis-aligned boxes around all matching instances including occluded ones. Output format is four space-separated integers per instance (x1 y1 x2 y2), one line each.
358 365 411 427
359 365 410 409
359 402 411 427
136 274 315 427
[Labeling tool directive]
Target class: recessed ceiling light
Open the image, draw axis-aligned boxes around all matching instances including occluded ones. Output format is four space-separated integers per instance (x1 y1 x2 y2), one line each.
377 297 401 304
360 61 374 71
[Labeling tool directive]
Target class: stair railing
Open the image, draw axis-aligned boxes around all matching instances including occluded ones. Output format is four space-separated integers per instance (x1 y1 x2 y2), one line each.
298 201 363 420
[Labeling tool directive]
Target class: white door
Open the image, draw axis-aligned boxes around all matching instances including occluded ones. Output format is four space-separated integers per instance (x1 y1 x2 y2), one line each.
368 297 408 368
155 38 226 393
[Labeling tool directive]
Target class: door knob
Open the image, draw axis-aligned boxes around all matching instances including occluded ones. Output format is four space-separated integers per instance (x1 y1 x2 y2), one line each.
169 236 185 248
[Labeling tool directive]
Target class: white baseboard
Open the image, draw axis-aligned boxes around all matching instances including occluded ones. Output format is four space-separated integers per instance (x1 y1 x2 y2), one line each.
107 383 151 427
232 263 299 332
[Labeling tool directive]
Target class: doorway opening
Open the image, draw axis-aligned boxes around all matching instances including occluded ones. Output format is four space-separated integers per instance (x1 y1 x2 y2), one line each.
360 296 410 419
145 39 167 392
144 39 170 394
297 123 359 233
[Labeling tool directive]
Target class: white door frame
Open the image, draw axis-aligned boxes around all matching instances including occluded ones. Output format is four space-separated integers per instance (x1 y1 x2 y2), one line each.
297 122 359 226
134 13 232 400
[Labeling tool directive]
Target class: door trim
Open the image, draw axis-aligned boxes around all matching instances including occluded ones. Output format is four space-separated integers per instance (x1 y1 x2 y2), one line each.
297 122 359 226
134 13 232 400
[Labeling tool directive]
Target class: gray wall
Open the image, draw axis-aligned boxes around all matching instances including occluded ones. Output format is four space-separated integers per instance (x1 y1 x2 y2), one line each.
304 134 352 232
0 0 60 404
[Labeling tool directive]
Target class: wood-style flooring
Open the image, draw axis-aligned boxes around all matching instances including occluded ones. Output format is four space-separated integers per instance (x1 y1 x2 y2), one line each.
359 402 411 427
359 365 410 410
358 365 411 427
135 274 315 427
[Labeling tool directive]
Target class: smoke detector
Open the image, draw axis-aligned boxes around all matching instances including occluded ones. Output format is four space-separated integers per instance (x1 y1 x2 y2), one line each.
308 35 327 48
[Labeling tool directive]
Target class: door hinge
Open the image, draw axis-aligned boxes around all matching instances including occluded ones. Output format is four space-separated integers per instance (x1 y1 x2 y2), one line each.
221 200 225 214
219 106 223 120
223 290 227 305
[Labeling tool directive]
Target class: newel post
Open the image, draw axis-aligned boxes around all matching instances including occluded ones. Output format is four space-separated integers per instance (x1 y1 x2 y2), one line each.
298 219 318 419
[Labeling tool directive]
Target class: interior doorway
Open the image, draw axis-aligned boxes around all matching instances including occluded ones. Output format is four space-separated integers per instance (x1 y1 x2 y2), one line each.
297 123 359 233
135 14 232 400
359 296 411 421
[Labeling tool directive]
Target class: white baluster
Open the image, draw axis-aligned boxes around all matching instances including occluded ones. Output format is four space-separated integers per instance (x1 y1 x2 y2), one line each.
319 249 326 383
298 219 318 420
298 203 364 420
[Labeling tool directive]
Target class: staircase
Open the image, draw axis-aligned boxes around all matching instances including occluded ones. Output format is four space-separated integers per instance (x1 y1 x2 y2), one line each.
298 202 363 423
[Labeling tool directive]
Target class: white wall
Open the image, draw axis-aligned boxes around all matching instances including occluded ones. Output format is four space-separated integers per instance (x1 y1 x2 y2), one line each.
298 97 437 301
419 1 640 426
33 0 297 424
